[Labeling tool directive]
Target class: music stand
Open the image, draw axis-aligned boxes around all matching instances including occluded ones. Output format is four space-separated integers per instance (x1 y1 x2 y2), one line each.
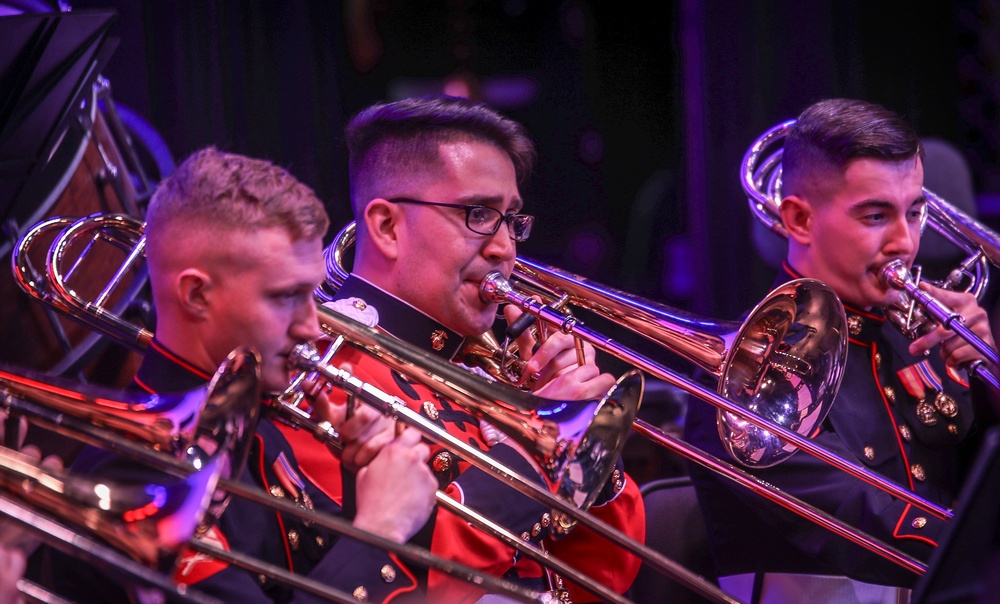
912 427 1000 603
0 9 117 231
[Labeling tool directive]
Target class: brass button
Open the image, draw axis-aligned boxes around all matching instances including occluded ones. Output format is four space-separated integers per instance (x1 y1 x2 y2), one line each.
269 485 286 498
352 299 367 311
847 315 863 336
315 535 325 549
422 400 440 420
948 423 959 435
432 451 454 474
353 586 369 602
912 516 928 529
899 424 912 441
863 446 875 461
287 529 300 551
873 352 882 370
883 386 896 404
381 564 397 583
934 392 958 417
540 512 552 528
916 401 939 426
911 463 926 482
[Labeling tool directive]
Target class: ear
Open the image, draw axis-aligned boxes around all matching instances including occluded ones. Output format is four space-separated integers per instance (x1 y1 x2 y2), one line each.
780 195 814 245
175 268 212 320
361 198 403 261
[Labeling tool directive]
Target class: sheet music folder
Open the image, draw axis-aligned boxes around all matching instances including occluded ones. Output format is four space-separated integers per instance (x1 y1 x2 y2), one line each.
0 9 116 228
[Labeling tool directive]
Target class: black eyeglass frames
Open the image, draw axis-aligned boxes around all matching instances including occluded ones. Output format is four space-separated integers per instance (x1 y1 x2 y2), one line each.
386 197 534 242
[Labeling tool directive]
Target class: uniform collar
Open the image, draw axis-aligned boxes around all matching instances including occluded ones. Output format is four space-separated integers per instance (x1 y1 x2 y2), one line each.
333 275 466 360
133 339 214 394
778 262 885 343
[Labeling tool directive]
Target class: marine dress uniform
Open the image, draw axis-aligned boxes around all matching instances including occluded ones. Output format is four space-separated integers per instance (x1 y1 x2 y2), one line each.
684 263 988 603
280 275 644 603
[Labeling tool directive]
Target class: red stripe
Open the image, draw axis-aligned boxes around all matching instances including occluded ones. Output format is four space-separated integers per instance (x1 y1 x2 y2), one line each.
891 504 939 547
133 375 156 395
151 340 213 380
872 343 916 492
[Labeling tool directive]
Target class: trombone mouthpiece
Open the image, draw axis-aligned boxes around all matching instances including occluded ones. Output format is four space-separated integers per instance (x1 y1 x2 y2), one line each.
878 259 911 290
288 343 322 372
479 271 512 304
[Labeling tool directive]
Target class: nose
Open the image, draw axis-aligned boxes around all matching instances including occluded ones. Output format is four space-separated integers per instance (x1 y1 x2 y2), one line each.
883 215 918 258
291 299 323 342
482 221 516 262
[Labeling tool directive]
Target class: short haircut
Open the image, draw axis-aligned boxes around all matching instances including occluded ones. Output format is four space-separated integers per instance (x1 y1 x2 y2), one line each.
345 95 536 216
145 147 329 258
783 98 923 197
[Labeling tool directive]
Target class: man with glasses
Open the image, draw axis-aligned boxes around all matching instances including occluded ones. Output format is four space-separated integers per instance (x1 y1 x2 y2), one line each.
291 96 644 602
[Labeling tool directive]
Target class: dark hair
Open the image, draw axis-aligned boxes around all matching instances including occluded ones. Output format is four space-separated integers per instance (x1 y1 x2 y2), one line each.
783 98 923 196
146 146 329 248
345 95 536 216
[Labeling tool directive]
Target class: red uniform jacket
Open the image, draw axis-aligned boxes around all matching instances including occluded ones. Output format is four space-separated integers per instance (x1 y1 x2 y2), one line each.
283 275 644 602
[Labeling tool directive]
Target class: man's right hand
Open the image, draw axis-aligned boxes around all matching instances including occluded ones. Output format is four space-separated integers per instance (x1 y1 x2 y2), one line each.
308 363 399 473
351 428 437 544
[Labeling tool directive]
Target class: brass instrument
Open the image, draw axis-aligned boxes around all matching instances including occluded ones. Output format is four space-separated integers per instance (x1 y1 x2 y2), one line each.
0 347 262 603
289 312 738 604
743 120 1000 390
13 212 152 352
276 342 642 604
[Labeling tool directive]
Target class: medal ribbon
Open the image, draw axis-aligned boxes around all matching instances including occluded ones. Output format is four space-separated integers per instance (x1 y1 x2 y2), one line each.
897 360 942 400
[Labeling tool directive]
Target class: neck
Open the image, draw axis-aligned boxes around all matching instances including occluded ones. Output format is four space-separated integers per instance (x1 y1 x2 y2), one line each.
152 316 219 377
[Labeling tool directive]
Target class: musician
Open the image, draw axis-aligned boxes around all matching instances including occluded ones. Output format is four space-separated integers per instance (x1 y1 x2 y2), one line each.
686 98 998 603
42 148 438 603
290 95 645 602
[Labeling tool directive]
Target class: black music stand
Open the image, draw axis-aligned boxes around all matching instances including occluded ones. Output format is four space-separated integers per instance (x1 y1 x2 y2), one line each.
0 9 116 230
912 427 1000 603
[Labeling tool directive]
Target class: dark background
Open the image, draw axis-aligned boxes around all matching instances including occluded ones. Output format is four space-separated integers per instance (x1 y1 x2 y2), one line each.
59 0 1000 320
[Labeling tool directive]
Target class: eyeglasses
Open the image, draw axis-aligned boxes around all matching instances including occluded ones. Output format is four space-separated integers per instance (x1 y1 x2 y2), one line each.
386 197 534 242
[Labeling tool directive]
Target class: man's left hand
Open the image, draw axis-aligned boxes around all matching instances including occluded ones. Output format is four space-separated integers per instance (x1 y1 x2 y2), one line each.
504 305 616 401
908 282 997 370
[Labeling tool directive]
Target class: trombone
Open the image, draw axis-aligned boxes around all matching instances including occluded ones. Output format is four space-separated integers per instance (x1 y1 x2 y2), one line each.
743 120 1000 392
